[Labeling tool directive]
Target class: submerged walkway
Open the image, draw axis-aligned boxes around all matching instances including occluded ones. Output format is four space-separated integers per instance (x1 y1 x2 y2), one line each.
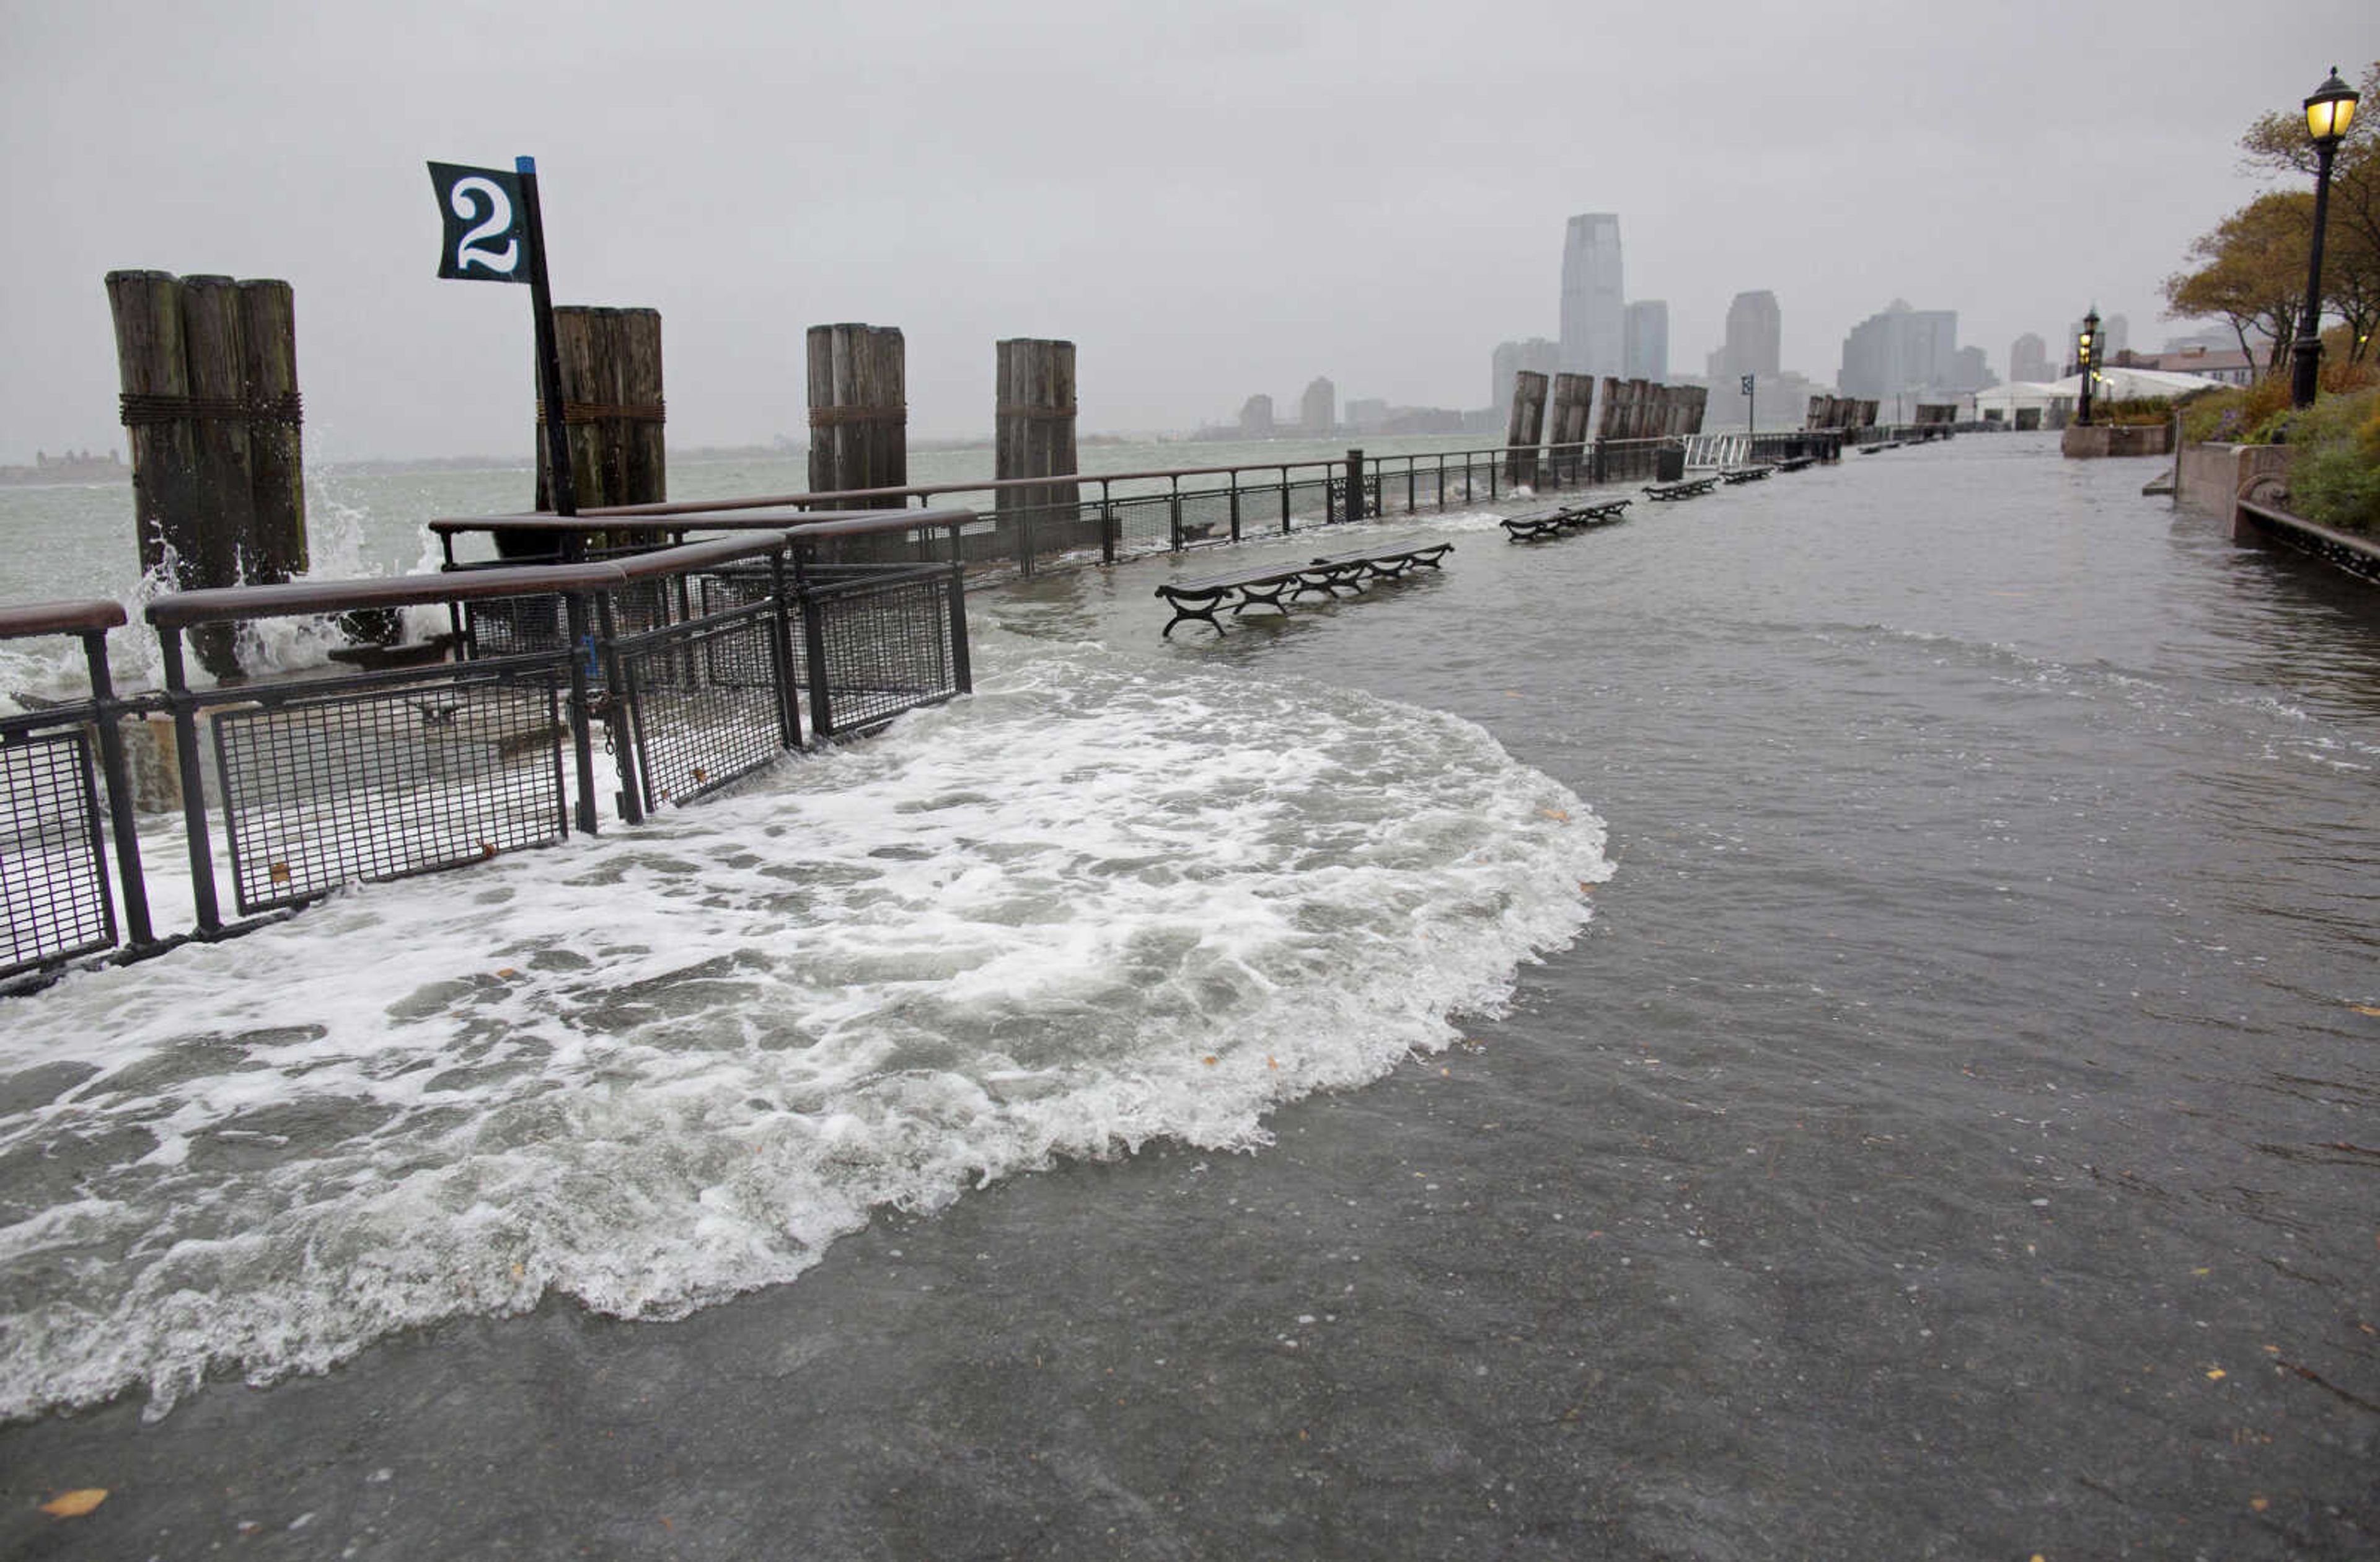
3 435 2375 1559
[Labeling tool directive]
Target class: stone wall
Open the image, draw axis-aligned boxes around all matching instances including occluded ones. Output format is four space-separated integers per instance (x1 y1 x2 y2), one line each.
2060 423 2175 459
2174 442 2291 531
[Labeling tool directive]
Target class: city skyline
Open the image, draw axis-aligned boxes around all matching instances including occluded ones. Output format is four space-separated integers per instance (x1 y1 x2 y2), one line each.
2 5 2362 460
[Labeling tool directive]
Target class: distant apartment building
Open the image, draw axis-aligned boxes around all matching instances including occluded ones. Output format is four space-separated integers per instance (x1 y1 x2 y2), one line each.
1238 394 1274 439
1559 214 1626 381
1706 290 1781 385
1492 338 1561 414
1839 299 1960 402
1623 301 1669 382
1951 345 1996 394
1300 376 1336 435
2009 332 2051 384
1343 397 1391 433
2149 346 2256 385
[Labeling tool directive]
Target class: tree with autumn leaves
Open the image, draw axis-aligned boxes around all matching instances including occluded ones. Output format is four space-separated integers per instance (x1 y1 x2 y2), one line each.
2164 61 2378 376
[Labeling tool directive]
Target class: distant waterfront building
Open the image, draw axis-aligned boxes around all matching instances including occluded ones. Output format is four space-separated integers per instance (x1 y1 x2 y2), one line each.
2009 333 2051 384
1492 338 1561 414
1706 291 1781 386
1839 299 1959 404
1950 345 1997 394
1344 397 1390 433
1238 394 1274 439
1300 376 1336 435
2148 346 2255 386
1623 301 1669 382
1558 214 1625 381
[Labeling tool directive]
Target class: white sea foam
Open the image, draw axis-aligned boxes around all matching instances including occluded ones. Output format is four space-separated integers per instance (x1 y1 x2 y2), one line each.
0 626 1609 1421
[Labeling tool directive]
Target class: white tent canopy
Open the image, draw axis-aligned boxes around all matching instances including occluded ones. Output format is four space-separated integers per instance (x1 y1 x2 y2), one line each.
2046 367 2228 400
1972 381 2072 414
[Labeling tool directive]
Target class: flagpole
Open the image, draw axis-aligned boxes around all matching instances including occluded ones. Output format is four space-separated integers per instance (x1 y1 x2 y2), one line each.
515 154 577 523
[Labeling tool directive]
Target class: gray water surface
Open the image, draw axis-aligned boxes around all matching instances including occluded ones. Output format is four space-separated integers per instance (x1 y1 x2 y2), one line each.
3 433 2374 1560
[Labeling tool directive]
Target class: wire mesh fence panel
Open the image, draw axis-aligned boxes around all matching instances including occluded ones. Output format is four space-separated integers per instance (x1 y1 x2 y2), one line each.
463 593 574 658
211 671 570 915
806 567 958 737
1283 477 1334 528
1 726 116 977
1108 493 1177 558
1177 487 1239 547
619 604 790 810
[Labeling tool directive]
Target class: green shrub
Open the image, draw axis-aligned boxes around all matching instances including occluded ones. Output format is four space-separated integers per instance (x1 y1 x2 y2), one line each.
2278 386 2380 534
2289 442 2380 533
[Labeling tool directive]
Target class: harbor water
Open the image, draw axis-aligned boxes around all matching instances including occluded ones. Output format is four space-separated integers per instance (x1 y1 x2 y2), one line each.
2 431 2375 1558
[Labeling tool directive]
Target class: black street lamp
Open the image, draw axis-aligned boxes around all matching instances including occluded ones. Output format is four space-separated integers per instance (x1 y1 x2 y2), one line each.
2290 66 2361 409
2076 307 2099 427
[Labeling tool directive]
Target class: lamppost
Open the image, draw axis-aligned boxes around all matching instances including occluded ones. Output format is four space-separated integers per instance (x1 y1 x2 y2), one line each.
2076 307 2098 427
2290 66 2361 409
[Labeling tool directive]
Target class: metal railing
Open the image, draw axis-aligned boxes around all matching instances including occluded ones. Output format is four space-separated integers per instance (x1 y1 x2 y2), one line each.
1 602 151 979
1 513 974 984
426 438 1741 583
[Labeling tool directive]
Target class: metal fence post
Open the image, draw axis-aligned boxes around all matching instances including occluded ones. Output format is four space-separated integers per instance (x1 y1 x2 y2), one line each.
564 592 601 833
766 550 803 749
1168 477 1183 552
79 628 152 946
1229 473 1242 543
156 627 221 934
800 564 835 741
1344 449 1364 523
945 557 972 696
594 592 645 826
1279 468 1291 533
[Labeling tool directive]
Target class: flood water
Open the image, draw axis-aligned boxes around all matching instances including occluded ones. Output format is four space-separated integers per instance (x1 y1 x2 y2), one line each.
2 431 2376 1558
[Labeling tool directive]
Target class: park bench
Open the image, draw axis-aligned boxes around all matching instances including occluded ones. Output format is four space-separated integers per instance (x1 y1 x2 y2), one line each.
1642 477 1719 501
1153 539 1452 636
1776 454 1816 472
1500 498 1632 542
1719 464 1775 484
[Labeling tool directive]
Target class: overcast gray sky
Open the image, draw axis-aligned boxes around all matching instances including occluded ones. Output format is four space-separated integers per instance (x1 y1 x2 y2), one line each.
2 1 2369 461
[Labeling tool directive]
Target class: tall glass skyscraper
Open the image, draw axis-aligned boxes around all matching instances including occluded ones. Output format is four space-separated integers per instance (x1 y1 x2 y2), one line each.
1559 214 1625 381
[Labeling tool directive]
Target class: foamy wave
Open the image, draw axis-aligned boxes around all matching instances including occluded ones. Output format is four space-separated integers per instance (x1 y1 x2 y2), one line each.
0 629 1609 1421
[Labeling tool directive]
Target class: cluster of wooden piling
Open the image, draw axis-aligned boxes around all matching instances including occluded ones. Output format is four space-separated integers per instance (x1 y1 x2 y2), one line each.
1593 377 1707 440
1504 371 1548 487
1546 374 1594 484
533 306 665 512
107 271 307 675
995 339 1080 532
1805 395 1879 431
806 324 907 505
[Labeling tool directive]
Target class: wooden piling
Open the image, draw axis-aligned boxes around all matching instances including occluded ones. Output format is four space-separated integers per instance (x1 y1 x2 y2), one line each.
109 269 307 675
1505 370 1546 488
1548 373 1593 483
995 338 1079 563
105 271 200 585
535 306 667 514
237 279 306 582
808 323 906 506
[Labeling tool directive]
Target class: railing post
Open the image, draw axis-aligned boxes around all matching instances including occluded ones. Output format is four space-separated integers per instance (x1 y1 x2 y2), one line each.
1344 448 1364 523
564 592 601 833
1228 472 1241 543
1279 467 1290 533
766 550 803 749
156 627 221 934
1168 476 1183 552
595 592 644 826
1100 480 1116 565
79 627 151 946
800 562 835 739
945 556 972 696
